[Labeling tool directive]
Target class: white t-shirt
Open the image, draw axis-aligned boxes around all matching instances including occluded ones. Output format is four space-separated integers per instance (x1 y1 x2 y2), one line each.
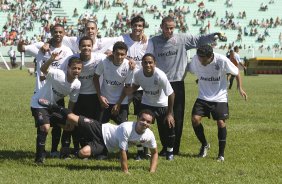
133 67 174 107
95 58 134 104
234 52 242 64
73 53 106 94
25 43 73 93
189 53 238 102
102 121 157 152
30 68 81 108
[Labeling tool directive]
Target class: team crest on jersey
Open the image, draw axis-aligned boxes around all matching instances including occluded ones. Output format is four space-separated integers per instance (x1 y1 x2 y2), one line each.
121 68 128 77
214 63 220 70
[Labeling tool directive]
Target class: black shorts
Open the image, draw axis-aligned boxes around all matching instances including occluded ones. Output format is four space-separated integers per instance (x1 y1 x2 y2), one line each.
74 94 101 120
132 90 143 115
100 104 128 125
31 107 52 127
77 116 108 156
192 98 229 120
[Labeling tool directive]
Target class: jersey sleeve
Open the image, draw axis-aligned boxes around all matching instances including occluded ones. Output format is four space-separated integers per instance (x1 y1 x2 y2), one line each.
94 60 104 76
145 39 154 54
62 36 79 53
117 127 129 151
25 44 40 56
188 56 197 74
160 73 174 96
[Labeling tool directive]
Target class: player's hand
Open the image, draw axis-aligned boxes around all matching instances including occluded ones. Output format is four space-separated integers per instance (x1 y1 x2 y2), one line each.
50 50 62 61
124 86 134 95
99 96 109 108
140 32 147 43
165 114 175 128
40 43 50 54
238 88 248 101
128 58 136 70
111 104 120 116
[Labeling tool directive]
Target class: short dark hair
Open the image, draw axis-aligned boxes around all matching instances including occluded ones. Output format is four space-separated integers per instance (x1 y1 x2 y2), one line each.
138 109 156 124
68 56 83 67
197 45 213 58
85 20 97 29
142 53 156 63
113 41 128 53
161 16 175 26
51 24 65 34
79 36 93 46
131 16 145 27
234 46 239 51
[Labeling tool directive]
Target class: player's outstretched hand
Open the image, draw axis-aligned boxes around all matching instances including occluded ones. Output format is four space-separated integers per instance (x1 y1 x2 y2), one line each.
239 88 248 101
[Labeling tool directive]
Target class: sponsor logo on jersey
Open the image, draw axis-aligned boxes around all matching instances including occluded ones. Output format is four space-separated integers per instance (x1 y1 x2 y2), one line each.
105 79 122 86
199 76 220 81
51 62 60 67
52 87 65 98
79 74 94 80
144 89 160 95
157 50 178 57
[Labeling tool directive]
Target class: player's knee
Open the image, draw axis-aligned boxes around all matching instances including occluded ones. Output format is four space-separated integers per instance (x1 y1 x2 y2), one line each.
191 116 201 126
40 124 50 133
217 120 226 128
78 146 91 158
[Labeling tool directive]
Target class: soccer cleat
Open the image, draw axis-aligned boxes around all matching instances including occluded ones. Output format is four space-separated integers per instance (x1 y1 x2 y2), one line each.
217 156 225 162
166 152 174 161
198 143 210 158
135 153 144 161
50 151 60 158
159 148 167 157
34 157 44 164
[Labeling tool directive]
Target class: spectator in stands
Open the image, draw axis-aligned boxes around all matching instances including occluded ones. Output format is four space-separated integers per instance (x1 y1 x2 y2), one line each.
73 8 79 17
8 47 17 68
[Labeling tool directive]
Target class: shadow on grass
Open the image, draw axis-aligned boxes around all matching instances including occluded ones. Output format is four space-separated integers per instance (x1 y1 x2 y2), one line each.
0 150 34 160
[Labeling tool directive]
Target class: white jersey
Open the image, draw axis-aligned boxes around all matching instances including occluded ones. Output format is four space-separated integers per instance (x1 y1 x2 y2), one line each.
25 43 73 93
30 68 81 108
95 58 134 104
72 53 106 94
189 53 238 102
133 67 174 107
122 34 150 69
102 121 157 152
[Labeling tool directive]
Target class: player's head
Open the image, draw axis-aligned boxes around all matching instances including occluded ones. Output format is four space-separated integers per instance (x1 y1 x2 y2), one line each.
197 45 214 66
112 41 128 65
160 16 175 39
79 36 93 56
234 46 239 52
84 20 98 40
142 53 156 76
51 24 65 42
67 56 83 79
136 109 155 133
131 16 145 36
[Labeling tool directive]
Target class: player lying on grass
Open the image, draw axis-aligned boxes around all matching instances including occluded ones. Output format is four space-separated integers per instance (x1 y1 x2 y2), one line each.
38 98 158 173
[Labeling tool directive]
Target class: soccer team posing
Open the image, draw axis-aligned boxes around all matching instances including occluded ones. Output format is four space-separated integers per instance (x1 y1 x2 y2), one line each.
18 16 247 173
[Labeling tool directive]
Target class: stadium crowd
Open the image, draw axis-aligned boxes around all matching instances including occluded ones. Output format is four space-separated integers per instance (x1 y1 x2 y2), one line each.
1 0 282 53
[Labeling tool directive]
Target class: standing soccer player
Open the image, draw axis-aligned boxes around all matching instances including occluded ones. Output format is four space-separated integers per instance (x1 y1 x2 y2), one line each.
18 24 74 157
126 53 175 160
93 41 134 125
189 45 247 161
31 55 82 164
148 16 225 155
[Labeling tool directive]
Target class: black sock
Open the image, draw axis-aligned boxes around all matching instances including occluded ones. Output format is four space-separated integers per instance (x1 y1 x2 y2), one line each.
167 127 175 149
36 129 47 158
51 125 61 152
61 130 71 148
218 127 227 157
193 123 207 146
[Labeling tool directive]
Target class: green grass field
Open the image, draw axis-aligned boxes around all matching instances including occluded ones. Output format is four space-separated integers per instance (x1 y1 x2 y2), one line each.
0 69 281 184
